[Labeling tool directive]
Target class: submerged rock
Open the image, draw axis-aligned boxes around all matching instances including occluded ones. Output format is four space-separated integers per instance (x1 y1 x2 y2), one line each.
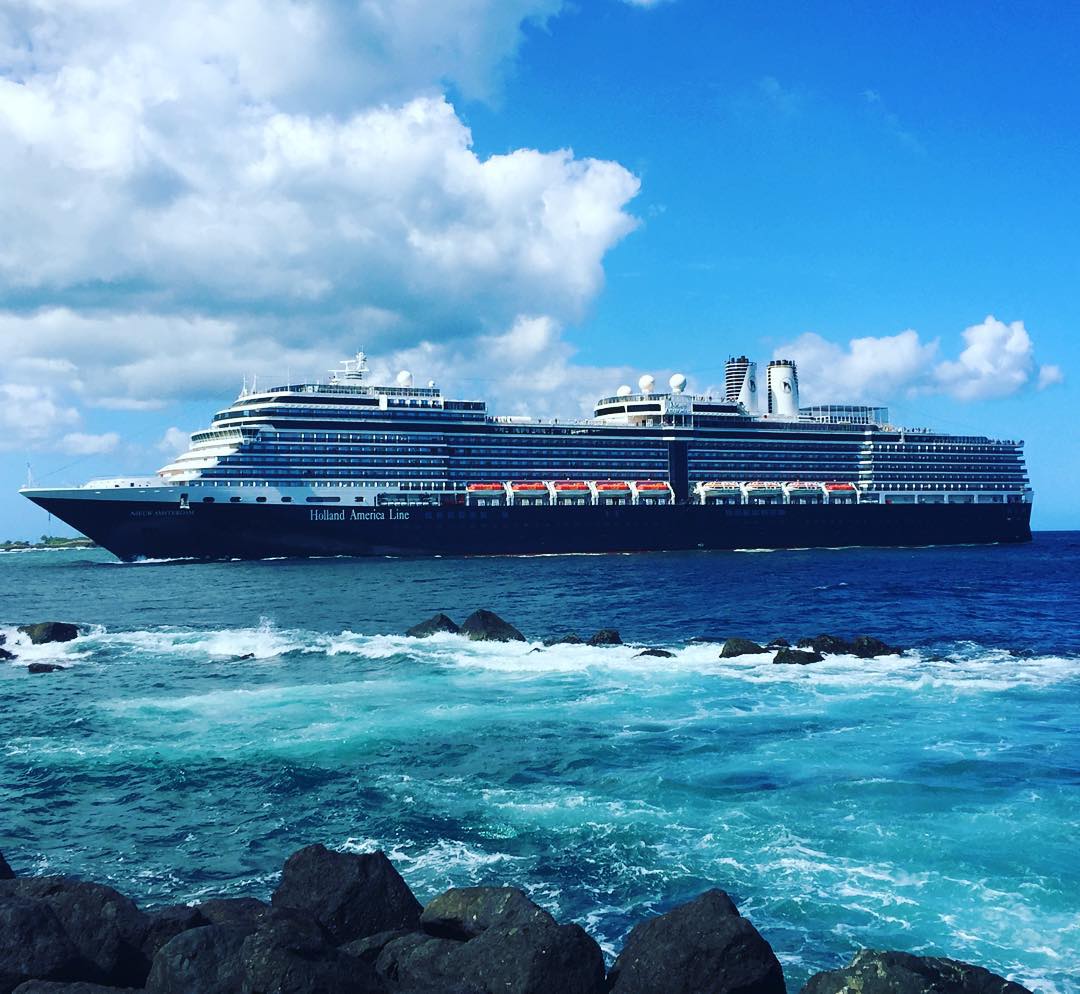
460 610 526 643
272 844 422 944
851 635 901 658
588 629 622 646
607 888 785 994
720 638 767 658
773 647 823 665
635 648 675 658
796 634 853 655
0 877 150 989
27 663 67 674
0 853 13 880
421 887 556 941
801 949 1033 994
406 613 461 638
544 632 583 646
17 623 79 646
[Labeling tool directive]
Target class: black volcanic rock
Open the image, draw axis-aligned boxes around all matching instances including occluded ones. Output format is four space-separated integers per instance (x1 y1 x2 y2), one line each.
144 925 249 994
636 648 675 658
195 896 270 930
796 634 853 655
607 889 785 994
766 637 790 649
340 928 416 965
0 648 15 661
774 647 824 665
544 632 583 646
12 984 140 993
272 845 421 944
0 878 150 989
851 635 901 658
406 613 461 638
421 887 556 941
460 610 526 643
140 905 209 962
17 623 79 646
0 854 13 880
0 897 83 994
27 663 67 674
377 921 605 994
801 949 1033 994
588 629 622 646
720 638 767 658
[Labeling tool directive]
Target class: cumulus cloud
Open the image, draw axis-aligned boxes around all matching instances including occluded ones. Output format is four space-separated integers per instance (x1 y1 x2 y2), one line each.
0 0 644 452
778 316 1061 404
60 432 121 456
0 384 80 450
158 427 193 455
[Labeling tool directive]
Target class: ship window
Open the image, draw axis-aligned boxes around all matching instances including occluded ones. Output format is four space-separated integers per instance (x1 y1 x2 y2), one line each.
202 496 215 503
307 496 341 503
229 496 242 503
256 496 267 503
281 496 293 503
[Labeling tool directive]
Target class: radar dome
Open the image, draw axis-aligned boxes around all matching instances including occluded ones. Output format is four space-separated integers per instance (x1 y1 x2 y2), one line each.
638 374 656 394
428 379 436 388
669 373 687 394
616 384 632 397
396 370 413 387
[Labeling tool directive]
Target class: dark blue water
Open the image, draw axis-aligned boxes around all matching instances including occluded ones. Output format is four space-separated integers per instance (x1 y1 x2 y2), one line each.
2 536 1078 992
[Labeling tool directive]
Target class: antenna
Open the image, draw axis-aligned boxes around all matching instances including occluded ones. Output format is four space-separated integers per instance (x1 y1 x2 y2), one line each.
25 462 33 488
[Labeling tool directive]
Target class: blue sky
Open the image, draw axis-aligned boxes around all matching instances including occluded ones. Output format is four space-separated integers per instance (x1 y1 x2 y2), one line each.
0 0 1076 535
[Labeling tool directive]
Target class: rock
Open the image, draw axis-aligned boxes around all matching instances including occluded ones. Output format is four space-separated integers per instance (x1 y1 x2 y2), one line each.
635 649 674 658
0 854 13 880
27 663 67 674
0 648 16 661
421 887 556 941
796 634 853 655
773 647 823 665
0 897 83 994
0 877 150 989
239 906 384 994
587 629 622 646
12 984 140 993
720 638 767 658
272 844 422 944
528 647 543 654
766 638 789 648
607 889 785 994
195 897 271 929
232 653 255 661
459 610 526 643
406 613 461 638
340 929 416 966
544 633 583 646
801 949 1033 994
144 925 249 994
851 636 901 658
140 905 209 962
16 623 79 646
377 921 605 994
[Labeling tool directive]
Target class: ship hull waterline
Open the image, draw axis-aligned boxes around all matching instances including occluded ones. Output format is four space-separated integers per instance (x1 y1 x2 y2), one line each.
26 496 1033 561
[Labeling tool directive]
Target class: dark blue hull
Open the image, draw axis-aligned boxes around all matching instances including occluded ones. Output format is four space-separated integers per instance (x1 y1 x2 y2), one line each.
29 496 1033 561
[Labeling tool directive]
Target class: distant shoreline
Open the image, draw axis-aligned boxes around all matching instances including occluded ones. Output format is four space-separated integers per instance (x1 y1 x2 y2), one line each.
0 536 96 552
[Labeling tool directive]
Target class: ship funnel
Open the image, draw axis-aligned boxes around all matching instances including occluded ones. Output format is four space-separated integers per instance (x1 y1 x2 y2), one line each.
767 359 799 417
725 356 757 412
638 374 655 394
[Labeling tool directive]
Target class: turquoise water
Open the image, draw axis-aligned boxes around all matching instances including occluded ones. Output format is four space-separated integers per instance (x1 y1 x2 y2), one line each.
1 538 1078 991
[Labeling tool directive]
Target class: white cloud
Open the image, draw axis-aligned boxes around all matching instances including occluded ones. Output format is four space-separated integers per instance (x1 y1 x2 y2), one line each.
158 427 192 454
0 384 80 450
778 316 1058 404
60 432 120 456
621 0 673 7
933 316 1038 400
1037 364 1064 390
777 330 939 404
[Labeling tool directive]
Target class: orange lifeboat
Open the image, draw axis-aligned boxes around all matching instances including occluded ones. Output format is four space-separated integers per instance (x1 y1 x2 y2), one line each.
594 480 631 491
467 483 505 492
510 481 547 491
824 482 856 492
553 480 589 491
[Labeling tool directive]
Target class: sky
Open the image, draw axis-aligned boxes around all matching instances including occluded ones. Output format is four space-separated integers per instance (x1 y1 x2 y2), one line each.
1 0 1077 535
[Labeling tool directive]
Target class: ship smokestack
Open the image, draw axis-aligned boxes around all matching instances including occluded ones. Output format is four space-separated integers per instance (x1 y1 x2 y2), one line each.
724 356 758 412
767 359 799 417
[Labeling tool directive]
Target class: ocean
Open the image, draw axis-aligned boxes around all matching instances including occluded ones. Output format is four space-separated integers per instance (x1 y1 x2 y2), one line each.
2 535 1078 992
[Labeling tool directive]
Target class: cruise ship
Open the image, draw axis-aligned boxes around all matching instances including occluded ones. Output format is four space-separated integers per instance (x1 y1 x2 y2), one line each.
20 353 1033 560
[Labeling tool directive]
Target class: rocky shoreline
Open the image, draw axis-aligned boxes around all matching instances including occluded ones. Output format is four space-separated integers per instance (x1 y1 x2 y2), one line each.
0 844 1033 994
